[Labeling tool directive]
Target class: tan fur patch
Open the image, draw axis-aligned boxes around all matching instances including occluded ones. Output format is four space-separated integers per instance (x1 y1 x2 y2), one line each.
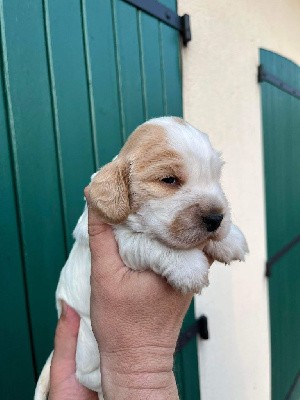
119 124 168 157
119 124 186 212
169 204 203 237
169 203 225 248
90 122 186 218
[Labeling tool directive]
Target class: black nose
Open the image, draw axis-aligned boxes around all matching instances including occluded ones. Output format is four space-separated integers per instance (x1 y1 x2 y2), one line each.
202 214 223 232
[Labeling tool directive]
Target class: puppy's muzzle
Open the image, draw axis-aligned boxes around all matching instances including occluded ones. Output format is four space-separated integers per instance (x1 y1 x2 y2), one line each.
202 214 223 232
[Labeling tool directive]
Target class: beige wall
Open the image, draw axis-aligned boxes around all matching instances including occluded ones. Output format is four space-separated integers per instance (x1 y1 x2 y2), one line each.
177 1 300 399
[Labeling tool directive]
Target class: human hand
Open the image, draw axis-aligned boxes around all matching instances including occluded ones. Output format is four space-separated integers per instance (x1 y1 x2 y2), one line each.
86 190 197 400
49 301 97 400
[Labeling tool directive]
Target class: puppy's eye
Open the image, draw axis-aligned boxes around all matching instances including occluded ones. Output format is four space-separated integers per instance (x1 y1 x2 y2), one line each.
161 176 179 185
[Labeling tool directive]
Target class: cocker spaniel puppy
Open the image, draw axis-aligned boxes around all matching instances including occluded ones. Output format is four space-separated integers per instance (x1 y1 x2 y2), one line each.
35 117 248 399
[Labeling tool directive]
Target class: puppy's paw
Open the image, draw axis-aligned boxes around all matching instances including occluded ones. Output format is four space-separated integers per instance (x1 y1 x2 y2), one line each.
164 249 210 294
204 224 248 265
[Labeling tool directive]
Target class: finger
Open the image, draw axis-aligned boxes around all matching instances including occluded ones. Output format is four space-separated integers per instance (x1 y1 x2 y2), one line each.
51 302 80 382
84 186 111 238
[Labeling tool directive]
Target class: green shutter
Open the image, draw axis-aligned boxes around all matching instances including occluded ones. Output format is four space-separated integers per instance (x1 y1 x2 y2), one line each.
0 1 200 398
260 49 300 400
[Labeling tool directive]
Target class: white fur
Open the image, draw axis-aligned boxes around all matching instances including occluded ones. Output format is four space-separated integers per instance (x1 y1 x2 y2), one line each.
114 224 210 293
34 117 248 399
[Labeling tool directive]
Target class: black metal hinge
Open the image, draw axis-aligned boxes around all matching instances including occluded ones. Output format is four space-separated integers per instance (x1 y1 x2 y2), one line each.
123 0 191 45
258 65 300 101
266 234 300 277
176 315 209 352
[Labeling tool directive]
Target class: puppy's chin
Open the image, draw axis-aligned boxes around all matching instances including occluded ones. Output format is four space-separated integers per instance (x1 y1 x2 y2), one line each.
156 229 212 250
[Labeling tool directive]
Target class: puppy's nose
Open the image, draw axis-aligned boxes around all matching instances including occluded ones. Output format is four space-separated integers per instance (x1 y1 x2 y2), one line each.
202 214 223 232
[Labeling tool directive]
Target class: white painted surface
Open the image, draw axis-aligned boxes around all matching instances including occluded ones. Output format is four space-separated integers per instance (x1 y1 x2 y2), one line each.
177 1 300 399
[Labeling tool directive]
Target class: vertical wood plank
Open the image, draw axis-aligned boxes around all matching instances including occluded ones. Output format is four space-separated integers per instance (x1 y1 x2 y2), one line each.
138 12 165 119
83 0 123 165
159 0 182 117
81 0 100 168
113 0 144 137
43 0 69 256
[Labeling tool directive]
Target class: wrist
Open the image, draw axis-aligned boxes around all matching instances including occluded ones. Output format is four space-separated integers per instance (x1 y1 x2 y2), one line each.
100 346 179 399
101 369 178 400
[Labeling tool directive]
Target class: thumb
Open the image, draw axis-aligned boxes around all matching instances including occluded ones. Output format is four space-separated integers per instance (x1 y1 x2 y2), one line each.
84 186 126 279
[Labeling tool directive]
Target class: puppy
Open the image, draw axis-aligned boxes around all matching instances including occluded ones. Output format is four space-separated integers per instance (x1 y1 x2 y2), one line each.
34 117 248 399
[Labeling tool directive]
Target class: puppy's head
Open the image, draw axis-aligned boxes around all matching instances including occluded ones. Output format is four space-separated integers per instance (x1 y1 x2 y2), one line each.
89 117 230 249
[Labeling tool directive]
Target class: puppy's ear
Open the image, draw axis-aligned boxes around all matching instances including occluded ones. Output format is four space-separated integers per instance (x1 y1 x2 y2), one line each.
89 159 130 224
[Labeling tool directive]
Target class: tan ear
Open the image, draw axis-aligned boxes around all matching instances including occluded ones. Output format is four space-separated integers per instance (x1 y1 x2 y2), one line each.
89 159 130 224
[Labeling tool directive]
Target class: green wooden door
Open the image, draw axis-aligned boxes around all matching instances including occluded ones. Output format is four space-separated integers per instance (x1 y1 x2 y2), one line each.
260 49 300 400
0 1 200 398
